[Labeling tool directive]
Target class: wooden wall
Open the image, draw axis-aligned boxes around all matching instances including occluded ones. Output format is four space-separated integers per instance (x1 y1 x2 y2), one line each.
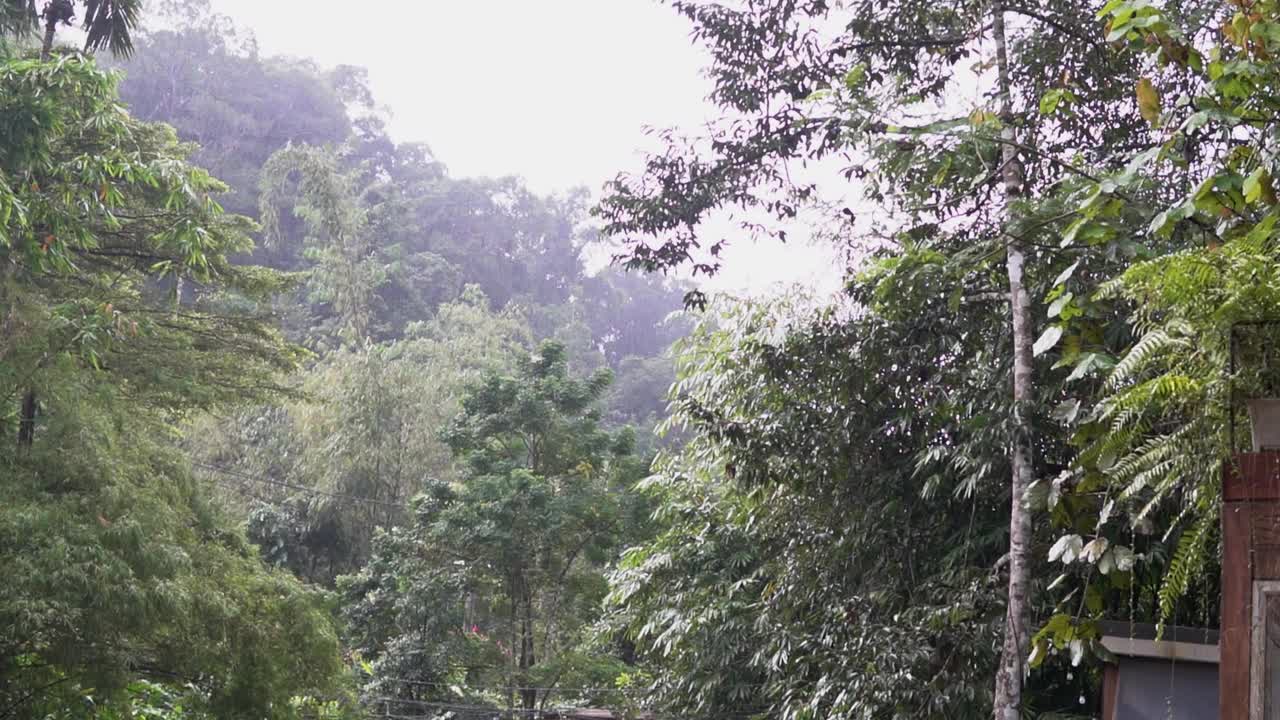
1222 453 1280 720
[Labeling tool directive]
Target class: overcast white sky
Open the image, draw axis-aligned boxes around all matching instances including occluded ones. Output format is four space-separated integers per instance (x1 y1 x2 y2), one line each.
206 0 844 297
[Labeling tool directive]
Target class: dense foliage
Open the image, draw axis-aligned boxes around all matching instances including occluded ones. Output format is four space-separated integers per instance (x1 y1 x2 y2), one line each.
342 342 647 714
10 0 1280 718
596 0 1280 718
608 296 1008 719
0 42 349 719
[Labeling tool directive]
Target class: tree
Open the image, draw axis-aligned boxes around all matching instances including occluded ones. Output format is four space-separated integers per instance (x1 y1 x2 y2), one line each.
187 285 535 584
261 144 383 345
594 2 1214 714
341 341 647 713
607 293 1106 719
0 46 349 718
114 7 687 366
112 13 353 223
989 10 1033 716
6 0 142 59
1027 0 1280 659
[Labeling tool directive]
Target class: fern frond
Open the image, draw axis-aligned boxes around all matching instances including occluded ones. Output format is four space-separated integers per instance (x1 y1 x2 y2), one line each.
1157 508 1217 631
1105 322 1194 390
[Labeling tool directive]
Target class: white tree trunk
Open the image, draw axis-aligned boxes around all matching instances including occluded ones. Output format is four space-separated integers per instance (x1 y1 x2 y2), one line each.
991 7 1033 720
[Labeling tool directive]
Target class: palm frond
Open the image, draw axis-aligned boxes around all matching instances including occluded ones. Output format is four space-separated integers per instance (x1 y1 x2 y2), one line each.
81 0 139 57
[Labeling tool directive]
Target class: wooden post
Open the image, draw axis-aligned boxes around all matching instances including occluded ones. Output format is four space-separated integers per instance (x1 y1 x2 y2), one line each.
1222 452 1280 719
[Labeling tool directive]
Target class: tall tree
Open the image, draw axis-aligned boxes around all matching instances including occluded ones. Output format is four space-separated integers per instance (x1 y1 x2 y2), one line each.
595 1 1214 715
0 46 348 718
8 0 142 59
191 286 537 584
341 341 647 713
606 288 1130 719
990 9 1032 718
260 144 382 345
1027 0 1280 659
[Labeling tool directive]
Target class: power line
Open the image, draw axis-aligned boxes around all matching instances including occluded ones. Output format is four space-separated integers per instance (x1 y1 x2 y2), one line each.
192 461 406 510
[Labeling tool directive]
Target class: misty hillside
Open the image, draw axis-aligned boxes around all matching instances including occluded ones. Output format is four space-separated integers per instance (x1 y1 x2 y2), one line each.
2 0 1271 719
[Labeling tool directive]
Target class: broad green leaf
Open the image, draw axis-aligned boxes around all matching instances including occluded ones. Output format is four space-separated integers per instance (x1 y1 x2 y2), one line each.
1244 167 1267 204
933 155 953 187
1081 537 1110 563
1033 325 1064 357
844 63 867 89
1040 88 1064 115
1136 78 1161 126
1248 212 1279 244
1049 534 1083 563
1047 292 1074 318
1052 260 1081 288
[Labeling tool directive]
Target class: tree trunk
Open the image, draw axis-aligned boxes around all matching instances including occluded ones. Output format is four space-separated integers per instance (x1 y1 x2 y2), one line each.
992 8 1033 720
17 389 37 448
40 15 56 60
519 585 537 711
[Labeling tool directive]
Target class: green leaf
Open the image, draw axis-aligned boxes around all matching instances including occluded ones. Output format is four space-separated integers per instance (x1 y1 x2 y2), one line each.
1033 325 1064 357
1047 291 1074 319
1096 0 1127 21
844 63 866 89
1245 167 1267 204
1040 88 1065 115
933 155 953 187
1137 78 1162 126
1122 146 1162 178
1049 534 1084 563
1248 212 1279 244
1052 260 1081 288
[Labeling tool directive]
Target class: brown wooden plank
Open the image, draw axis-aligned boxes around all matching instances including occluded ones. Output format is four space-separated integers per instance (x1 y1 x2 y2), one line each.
1224 453 1280 501
1255 546 1280 580
1102 663 1118 720
1222 500 1253 720
1246 506 1280 546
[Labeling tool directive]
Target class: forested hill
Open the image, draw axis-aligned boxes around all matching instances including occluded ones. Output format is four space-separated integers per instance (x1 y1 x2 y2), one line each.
113 8 688 372
12 0 1280 718
1 3 685 715
105 5 688 578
